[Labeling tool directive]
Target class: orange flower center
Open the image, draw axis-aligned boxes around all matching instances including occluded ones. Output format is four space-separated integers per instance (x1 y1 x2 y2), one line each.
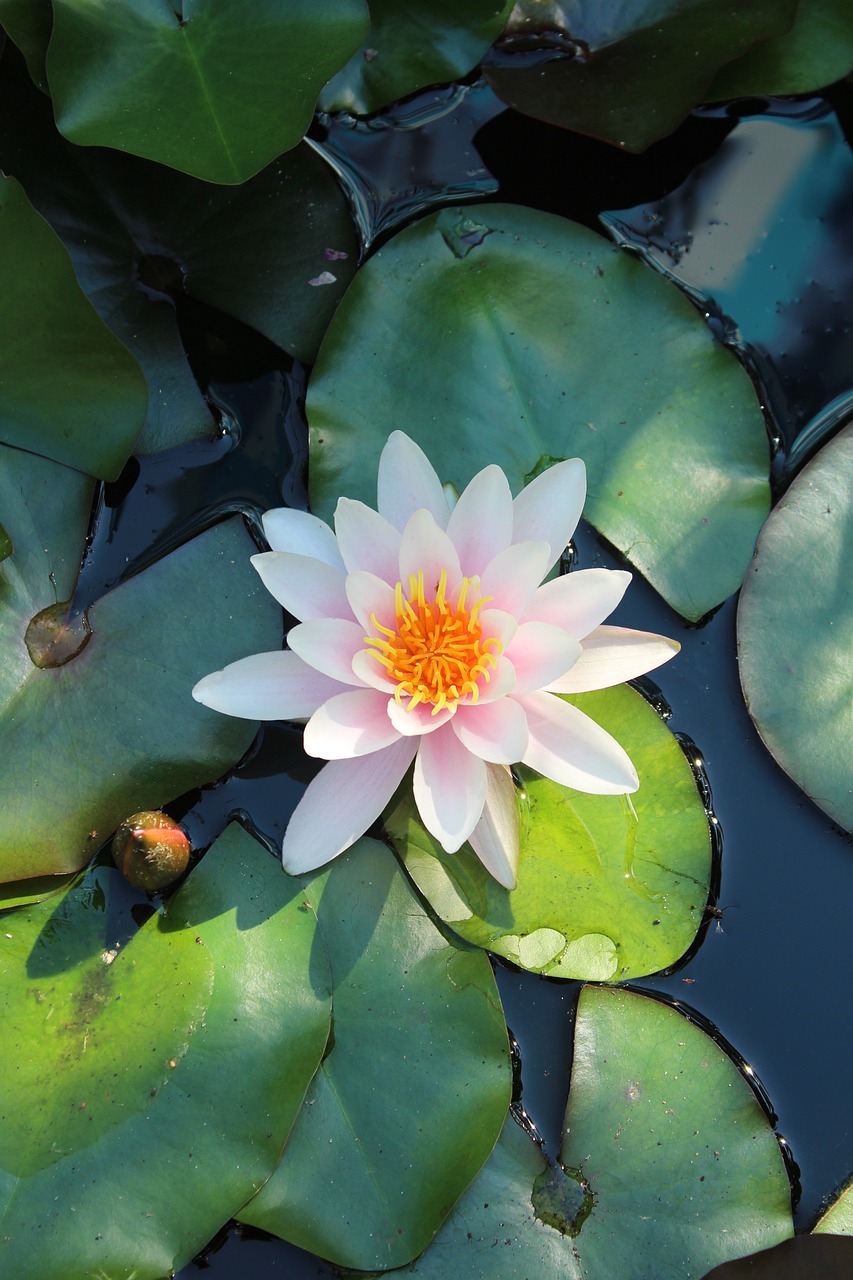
365 570 501 714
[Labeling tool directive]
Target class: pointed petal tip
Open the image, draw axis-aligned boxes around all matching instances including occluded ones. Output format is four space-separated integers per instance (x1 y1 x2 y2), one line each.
191 669 222 706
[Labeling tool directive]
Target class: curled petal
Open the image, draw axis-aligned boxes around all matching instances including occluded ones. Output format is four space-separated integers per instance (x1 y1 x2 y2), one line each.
522 569 631 637
378 431 450 532
287 618 366 686
446 464 513 577
346 571 397 632
192 651 348 721
303 689 402 759
468 764 520 890
252 551 349 621
413 727 488 853
334 497 401 580
518 690 639 794
452 696 529 764
480 540 550 617
512 458 586 573
505 621 583 694
281 738 419 876
262 508 344 570
399 508 462 595
545 625 681 694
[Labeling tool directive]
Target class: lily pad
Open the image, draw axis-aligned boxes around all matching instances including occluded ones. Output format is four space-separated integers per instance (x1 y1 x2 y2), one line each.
0 874 76 911
0 0 51 89
0 174 147 479
367 986 793 1279
308 204 770 621
815 1173 853 1234
0 822 332 1280
484 0 798 153
318 0 514 116
239 837 511 1272
386 685 711 980
737 422 853 832
707 0 853 101
46 0 370 184
0 448 281 880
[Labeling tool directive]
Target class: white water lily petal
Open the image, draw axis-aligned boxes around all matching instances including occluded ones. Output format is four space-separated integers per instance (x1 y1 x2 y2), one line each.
346 571 397 632
477 607 518 655
518 690 639 794
334 497 401 580
480 540 550 617
399 508 462 594
388 698 455 737
304 689 401 759
287 618 367 686
414 727 488 853
192 651 348 721
281 738 419 875
545 625 681 694
505 621 583 695
251 551 349 621
351 647 398 693
378 430 450 532
452 696 529 764
512 457 586 573
446 464 513 577
467 764 520 890
523 568 632 637
262 508 344 570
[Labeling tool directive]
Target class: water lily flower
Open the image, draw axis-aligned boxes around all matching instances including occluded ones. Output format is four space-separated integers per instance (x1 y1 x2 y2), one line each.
193 433 679 890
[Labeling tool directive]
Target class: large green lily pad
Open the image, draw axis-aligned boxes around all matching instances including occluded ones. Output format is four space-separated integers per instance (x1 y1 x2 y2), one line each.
0 823 332 1280
308 204 770 620
46 0 370 184
367 986 793 1278
239 837 511 1272
0 446 280 880
485 0 798 153
387 685 711 980
0 174 147 479
707 0 853 101
737 422 853 831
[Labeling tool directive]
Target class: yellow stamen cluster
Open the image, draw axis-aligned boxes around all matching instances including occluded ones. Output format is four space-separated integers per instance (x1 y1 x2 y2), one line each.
365 570 500 715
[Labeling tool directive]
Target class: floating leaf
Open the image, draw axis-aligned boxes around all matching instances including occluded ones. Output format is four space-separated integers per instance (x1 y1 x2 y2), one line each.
367 986 793 1279
0 0 51 89
484 0 798 152
0 874 76 911
308 204 769 620
319 0 513 115
700 1235 853 1279
738 422 853 831
707 0 853 101
239 837 511 1271
46 0 370 183
387 685 711 980
0 823 332 1280
0 174 147 479
815 1173 853 1234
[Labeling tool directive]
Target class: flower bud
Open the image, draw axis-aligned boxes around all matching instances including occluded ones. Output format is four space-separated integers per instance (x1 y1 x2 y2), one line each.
111 811 190 890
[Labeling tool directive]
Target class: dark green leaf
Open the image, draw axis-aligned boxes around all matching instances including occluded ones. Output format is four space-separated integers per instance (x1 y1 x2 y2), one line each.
0 0 51 89
707 0 853 101
700 1234 853 1279
0 522 11 563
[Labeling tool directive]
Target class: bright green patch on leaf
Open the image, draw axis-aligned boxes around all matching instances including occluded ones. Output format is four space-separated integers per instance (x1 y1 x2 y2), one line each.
0 175 147 479
367 986 793 1279
0 0 51 89
46 0 370 184
239 837 511 1272
707 0 853 101
308 204 769 620
387 685 711 980
0 823 332 1280
815 1172 853 1234
319 0 514 116
738 422 853 832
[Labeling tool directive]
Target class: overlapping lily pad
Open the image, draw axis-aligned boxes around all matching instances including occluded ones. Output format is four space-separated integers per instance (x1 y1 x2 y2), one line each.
0 445 280 881
0 823 332 1280
738 422 853 831
46 0 370 183
239 837 511 1271
308 204 770 620
707 0 853 101
0 0 50 89
367 985 793 1279
387 685 711 980
815 1173 853 1234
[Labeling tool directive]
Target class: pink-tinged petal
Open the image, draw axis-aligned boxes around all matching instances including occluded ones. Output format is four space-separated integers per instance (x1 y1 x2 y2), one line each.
513 458 586 572
446 464 513 577
387 697 455 737
480 540 550 617
377 431 450 532
478 607 518 653
468 764 520 890
262 508 344 570
346 571 397 632
476 655 517 704
281 738 419 875
251 551 349 621
505 622 583 695
545 625 681 694
334 497 401 580
518 690 639 794
192 651 348 721
351 646 398 693
522 569 632 637
303 689 402 759
413 727 488 853
287 618 366 686
452 696 529 764
399 508 461 595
